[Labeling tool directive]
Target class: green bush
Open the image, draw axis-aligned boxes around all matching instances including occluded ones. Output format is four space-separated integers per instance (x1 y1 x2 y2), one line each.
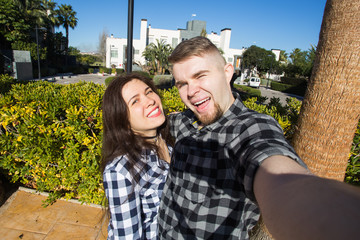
88 68 94 74
280 76 307 86
99 67 111 74
345 120 360 185
0 74 17 95
105 76 116 86
132 71 152 79
158 87 186 114
153 75 173 89
0 81 358 207
271 80 307 97
0 81 105 205
271 81 293 92
116 69 124 74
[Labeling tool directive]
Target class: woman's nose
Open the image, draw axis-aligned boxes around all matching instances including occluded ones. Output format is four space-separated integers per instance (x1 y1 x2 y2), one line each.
145 95 155 107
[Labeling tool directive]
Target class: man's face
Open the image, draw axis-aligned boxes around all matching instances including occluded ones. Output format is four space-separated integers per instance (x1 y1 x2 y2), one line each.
173 53 234 125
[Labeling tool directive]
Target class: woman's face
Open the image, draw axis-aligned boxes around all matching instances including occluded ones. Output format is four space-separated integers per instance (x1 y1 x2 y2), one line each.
122 79 166 137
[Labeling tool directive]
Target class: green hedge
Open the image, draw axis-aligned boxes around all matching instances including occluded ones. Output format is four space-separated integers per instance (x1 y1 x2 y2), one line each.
1 80 105 205
0 76 359 206
0 74 17 95
271 81 307 97
153 75 173 89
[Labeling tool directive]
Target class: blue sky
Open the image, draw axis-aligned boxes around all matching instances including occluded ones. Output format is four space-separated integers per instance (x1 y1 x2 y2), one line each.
56 0 327 54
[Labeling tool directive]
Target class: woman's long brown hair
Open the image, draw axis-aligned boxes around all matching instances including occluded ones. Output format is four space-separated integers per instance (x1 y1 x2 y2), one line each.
101 72 174 184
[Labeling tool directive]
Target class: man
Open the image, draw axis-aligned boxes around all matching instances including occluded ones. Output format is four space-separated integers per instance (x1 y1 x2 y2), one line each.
158 36 360 240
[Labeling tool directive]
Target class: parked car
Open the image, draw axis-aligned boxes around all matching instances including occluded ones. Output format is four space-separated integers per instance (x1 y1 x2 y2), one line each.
248 77 261 88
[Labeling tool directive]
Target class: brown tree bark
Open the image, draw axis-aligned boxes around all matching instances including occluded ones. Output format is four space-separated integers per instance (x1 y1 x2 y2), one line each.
292 0 360 180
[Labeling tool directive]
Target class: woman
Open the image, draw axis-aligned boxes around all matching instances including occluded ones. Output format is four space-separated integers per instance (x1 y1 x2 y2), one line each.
101 73 174 239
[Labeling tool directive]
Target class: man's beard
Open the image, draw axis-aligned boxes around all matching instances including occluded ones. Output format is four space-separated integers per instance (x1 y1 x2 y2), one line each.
195 103 223 126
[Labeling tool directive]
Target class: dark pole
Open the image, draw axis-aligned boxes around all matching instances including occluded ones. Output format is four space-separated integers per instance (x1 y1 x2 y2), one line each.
36 26 41 80
127 0 134 73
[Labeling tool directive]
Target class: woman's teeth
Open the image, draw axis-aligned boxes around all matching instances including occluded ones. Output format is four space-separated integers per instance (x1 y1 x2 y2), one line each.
148 107 159 117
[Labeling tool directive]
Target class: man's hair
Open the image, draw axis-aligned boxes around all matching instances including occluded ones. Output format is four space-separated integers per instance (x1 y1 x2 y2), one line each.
169 36 223 64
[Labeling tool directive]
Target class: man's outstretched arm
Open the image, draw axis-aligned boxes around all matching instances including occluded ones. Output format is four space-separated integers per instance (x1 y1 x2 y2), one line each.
254 155 360 240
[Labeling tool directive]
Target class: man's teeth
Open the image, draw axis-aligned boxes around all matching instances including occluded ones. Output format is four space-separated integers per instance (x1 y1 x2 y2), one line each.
148 108 159 117
194 98 209 106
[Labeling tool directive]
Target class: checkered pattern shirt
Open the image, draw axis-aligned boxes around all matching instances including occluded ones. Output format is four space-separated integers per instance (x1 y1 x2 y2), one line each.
158 93 306 239
103 147 171 240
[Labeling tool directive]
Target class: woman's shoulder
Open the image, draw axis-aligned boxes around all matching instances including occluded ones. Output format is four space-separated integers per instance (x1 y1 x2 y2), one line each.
103 155 130 174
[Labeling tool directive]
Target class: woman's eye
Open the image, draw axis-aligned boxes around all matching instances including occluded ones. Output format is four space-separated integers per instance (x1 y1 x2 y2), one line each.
146 90 153 95
131 99 138 105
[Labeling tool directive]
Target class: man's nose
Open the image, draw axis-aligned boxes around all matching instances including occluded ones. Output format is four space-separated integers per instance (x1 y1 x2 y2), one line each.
188 82 199 97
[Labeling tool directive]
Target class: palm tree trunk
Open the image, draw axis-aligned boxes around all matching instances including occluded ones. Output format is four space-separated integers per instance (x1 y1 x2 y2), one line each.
291 0 360 180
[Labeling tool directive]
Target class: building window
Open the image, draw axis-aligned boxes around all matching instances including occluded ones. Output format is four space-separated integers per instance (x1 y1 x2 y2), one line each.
172 38 178 48
135 50 139 55
149 36 154 44
111 49 118 58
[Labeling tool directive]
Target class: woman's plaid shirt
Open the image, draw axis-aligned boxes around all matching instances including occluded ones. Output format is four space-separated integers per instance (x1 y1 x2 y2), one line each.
103 147 171 239
158 94 306 239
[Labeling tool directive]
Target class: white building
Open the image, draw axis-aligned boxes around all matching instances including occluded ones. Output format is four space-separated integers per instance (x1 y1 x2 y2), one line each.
106 19 249 70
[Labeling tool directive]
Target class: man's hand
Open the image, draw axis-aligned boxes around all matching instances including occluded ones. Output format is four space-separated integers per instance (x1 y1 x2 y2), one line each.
254 155 360 240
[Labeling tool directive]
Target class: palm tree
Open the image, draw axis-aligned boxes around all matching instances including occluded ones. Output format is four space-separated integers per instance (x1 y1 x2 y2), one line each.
12 0 47 26
251 1 360 239
56 4 78 55
142 39 173 74
292 0 360 181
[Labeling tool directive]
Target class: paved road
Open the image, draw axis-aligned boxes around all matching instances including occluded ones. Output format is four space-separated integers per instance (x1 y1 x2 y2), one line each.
45 73 110 85
49 74 303 105
259 86 304 105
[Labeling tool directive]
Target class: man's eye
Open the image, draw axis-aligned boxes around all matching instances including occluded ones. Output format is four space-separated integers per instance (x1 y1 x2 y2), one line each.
176 82 186 89
146 90 153 95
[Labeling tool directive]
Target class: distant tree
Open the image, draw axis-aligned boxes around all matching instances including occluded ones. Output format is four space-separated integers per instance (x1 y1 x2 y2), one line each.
142 39 173 74
279 50 288 64
200 28 207 37
0 0 32 46
98 28 108 65
56 4 78 55
242 45 277 77
285 46 316 79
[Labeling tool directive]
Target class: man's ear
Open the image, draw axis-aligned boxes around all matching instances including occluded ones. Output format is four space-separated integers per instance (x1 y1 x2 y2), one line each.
224 63 234 83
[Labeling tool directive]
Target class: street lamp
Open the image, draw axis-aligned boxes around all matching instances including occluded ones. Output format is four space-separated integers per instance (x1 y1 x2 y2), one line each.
35 26 46 80
267 54 273 89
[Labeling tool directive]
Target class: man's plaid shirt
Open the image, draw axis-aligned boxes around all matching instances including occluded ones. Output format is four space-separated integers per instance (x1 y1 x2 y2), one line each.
158 93 306 239
103 147 171 239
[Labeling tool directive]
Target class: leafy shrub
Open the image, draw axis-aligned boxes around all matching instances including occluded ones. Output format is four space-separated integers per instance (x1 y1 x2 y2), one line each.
132 71 152 79
0 74 17 95
280 76 307 86
99 66 111 74
105 76 116 86
158 87 186 114
0 81 105 205
0 81 358 207
153 75 173 89
271 81 307 97
116 69 124 74
271 81 293 92
345 120 360 185
88 68 94 74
